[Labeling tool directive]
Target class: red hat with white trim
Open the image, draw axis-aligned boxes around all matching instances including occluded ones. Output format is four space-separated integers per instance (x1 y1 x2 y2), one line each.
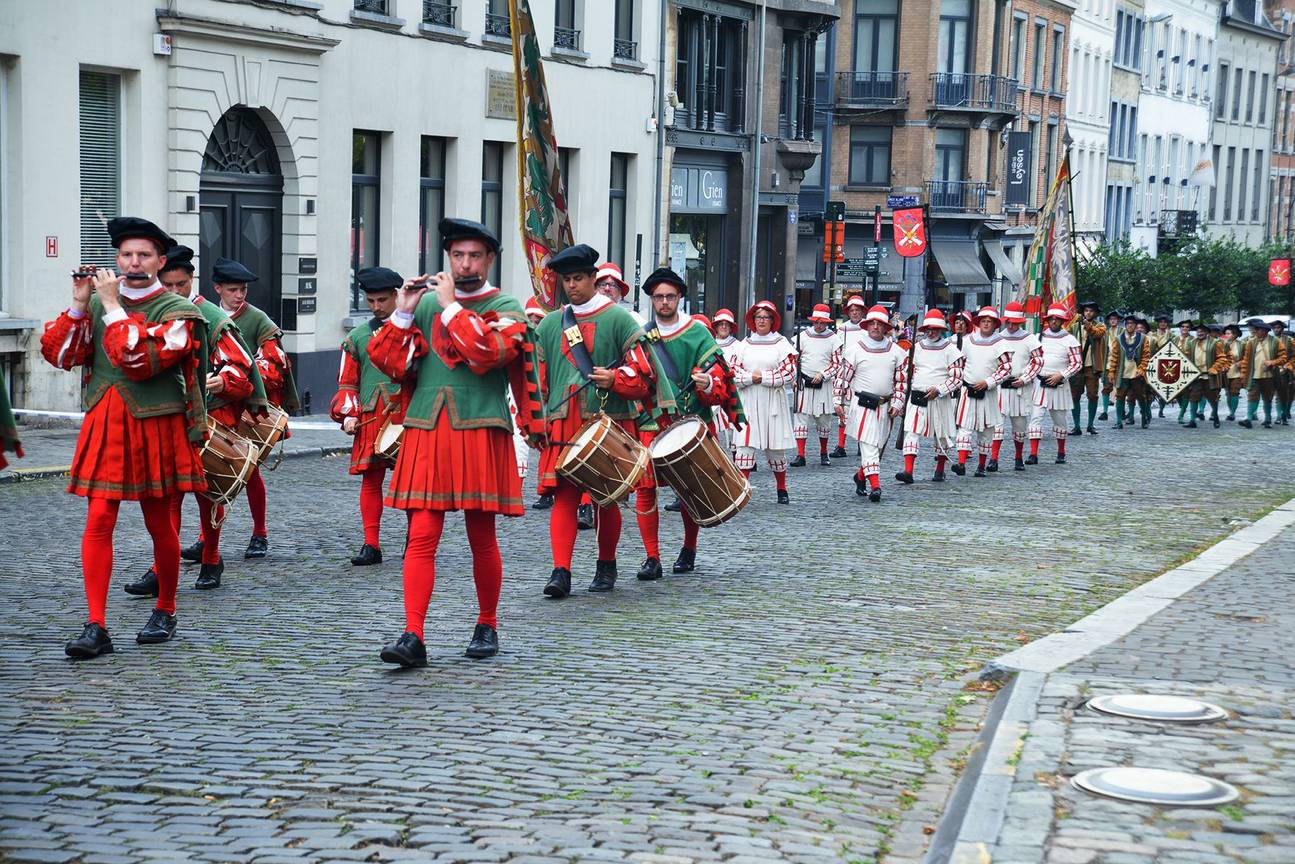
1044 303 1070 320
524 296 544 316
693 313 714 335
594 262 630 298
845 294 867 310
1002 301 1026 322
713 308 736 326
809 303 832 322
745 299 782 332
918 309 948 331
864 304 892 327
975 305 1001 322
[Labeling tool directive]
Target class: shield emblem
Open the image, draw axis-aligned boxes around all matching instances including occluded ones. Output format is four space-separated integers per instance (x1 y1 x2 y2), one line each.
1158 359 1181 385
1146 341 1201 403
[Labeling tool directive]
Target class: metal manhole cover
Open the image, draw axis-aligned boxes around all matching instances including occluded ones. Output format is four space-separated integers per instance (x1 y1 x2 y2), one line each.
1072 767 1239 806
1087 694 1227 723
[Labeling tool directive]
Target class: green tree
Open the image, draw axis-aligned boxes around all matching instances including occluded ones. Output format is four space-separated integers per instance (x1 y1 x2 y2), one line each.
1076 241 1156 313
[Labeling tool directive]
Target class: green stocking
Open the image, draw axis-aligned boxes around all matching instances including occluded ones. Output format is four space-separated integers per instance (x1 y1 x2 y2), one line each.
1086 400 1098 427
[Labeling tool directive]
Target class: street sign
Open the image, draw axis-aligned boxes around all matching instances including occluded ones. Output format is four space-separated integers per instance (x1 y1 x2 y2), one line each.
887 195 918 210
863 247 881 274
836 258 869 282
826 200 846 221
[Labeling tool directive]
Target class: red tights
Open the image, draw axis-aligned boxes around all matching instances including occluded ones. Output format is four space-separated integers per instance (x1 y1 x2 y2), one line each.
157 494 221 568
85 496 180 627
635 487 699 559
360 466 386 547
402 509 502 638
245 468 267 537
550 482 620 568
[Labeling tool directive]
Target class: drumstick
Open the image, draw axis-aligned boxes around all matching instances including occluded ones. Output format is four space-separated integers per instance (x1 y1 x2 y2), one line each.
544 378 594 424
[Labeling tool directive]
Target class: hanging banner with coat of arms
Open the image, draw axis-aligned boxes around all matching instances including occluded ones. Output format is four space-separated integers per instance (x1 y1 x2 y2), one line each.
509 0 574 310
892 207 926 257
1146 340 1201 403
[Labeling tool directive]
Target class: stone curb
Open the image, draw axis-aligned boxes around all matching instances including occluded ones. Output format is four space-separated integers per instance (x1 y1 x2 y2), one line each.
0 446 349 485
924 494 1295 864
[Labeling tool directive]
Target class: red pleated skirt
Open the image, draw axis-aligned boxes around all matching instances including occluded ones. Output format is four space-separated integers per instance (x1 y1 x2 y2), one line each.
69 386 207 500
348 408 387 474
385 420 522 515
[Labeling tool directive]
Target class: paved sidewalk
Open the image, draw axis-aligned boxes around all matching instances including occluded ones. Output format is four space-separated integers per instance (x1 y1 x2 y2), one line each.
937 501 1295 864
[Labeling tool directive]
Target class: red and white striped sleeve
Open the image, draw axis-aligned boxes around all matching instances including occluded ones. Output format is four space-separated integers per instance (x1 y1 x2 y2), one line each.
102 313 196 382
1021 345 1045 383
434 304 525 374
40 310 94 370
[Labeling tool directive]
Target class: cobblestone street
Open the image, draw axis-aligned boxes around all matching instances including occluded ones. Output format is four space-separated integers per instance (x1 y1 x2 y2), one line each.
1 420 1294 864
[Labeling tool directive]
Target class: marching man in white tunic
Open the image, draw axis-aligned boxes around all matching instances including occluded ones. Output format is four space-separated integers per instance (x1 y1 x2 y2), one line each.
831 295 868 458
896 309 963 485
830 305 908 503
791 304 842 467
731 300 797 503
1029 304 1084 464
996 301 1044 471
954 307 1013 478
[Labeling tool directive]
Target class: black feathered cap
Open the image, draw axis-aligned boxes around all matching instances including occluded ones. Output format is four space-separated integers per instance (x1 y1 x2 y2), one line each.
547 244 600 275
641 267 687 296
160 245 195 274
107 217 174 252
357 266 403 292
211 257 259 284
439 218 500 254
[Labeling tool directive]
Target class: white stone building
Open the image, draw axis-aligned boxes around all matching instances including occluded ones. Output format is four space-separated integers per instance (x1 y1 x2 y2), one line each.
0 0 661 412
1129 0 1219 256
1207 0 1284 245
1066 0 1117 255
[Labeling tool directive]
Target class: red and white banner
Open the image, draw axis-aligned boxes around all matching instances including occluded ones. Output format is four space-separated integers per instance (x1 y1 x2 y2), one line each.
1269 258 1290 286
893 207 926 258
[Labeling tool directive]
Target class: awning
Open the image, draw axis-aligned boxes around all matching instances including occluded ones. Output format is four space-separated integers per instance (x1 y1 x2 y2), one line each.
982 238 1023 288
931 238 990 290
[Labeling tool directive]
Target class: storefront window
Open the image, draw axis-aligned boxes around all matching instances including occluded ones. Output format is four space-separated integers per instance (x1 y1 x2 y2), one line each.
668 214 723 315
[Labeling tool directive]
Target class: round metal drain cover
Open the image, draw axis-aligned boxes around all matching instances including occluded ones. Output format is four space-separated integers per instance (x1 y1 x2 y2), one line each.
1072 767 1239 806
1087 694 1227 723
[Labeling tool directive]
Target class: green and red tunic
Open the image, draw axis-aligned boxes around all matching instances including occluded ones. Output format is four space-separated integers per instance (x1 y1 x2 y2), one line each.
331 317 404 474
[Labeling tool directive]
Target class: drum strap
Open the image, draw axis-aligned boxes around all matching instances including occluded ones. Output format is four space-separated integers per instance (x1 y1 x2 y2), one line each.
561 306 595 379
645 327 681 384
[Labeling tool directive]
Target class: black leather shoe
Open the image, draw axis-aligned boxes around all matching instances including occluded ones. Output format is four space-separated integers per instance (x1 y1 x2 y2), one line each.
1212 417 1220 428
531 493 554 510
1098 411 1108 420
1069 426 1082 436
951 462 966 476
124 568 159 597
789 454 807 467
830 445 848 458
1262 421 1272 429
244 535 268 559
672 548 696 573
1087 426 1098 435
465 624 498 659
973 466 987 478
180 538 204 563
588 560 617 593
664 497 682 512
819 454 831 466
1025 454 1038 465
65 622 114 660
350 544 383 566
895 471 914 484
986 459 999 473
380 631 427 667
576 503 596 530
194 559 224 590
543 567 572 599
1226 414 1235 421
855 473 868 496
1114 422 1125 429
1055 454 1067 464
1185 420 1197 429
868 487 882 503
1014 458 1025 471
1140 418 1149 429
136 609 177 644
1238 419 1253 428
932 471 945 482
636 557 663 581
776 489 790 505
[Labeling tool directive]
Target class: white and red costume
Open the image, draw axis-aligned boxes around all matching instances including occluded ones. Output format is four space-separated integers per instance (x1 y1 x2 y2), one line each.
830 305 908 490
955 309 1012 467
995 303 1044 458
731 301 797 478
1029 305 1084 458
793 304 842 459
900 310 964 473
711 308 740 453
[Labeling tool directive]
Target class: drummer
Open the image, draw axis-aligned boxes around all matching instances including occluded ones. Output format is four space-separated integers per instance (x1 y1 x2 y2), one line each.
632 268 741 579
366 218 543 666
330 266 404 567
125 244 267 596
211 257 300 561
41 217 208 658
533 243 674 598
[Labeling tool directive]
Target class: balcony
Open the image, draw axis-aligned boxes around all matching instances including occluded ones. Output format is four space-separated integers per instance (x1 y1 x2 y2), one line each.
835 71 909 112
485 12 510 38
354 0 388 12
927 73 1019 129
554 25 581 52
613 38 638 60
926 180 988 213
422 1 454 27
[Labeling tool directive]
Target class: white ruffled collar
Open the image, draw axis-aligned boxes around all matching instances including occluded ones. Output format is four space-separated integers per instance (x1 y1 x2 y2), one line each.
570 293 612 315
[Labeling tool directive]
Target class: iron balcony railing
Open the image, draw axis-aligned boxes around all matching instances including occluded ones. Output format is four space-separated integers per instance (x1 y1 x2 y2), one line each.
926 179 988 212
835 71 909 108
554 25 581 51
422 1 455 27
353 0 389 13
485 12 510 37
928 73 1019 113
613 38 638 60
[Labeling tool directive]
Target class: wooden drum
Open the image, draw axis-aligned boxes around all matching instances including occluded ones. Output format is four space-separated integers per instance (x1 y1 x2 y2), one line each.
556 413 650 507
200 418 259 507
649 416 750 527
237 404 290 466
374 415 404 463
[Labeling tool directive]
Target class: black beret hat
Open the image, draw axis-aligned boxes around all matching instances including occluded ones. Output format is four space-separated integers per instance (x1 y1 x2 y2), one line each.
107 217 174 252
641 267 687 296
211 257 259 284
160 245 195 273
1079 300 1101 312
439 218 500 254
356 266 403 293
547 243 600 275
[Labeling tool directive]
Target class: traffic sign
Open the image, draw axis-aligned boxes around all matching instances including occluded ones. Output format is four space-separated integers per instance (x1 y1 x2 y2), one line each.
836 258 869 282
887 195 919 210
826 200 846 221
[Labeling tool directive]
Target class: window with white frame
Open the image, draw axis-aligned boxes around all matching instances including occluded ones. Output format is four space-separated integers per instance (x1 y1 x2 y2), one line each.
79 69 121 269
